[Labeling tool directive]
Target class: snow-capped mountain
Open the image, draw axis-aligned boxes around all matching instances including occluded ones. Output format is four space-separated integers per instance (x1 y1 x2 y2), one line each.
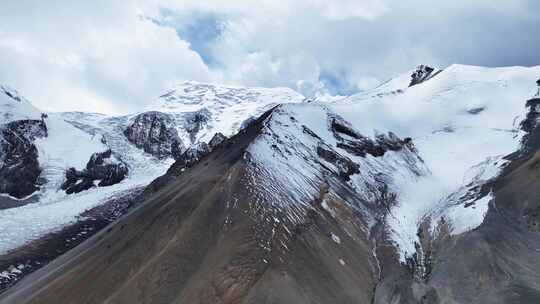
2 65 540 304
0 82 306 256
150 81 306 145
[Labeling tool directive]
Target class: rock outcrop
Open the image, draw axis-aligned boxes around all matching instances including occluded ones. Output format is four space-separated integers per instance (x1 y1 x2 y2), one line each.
183 109 211 143
329 115 413 157
409 65 439 87
173 142 210 171
61 149 128 194
124 111 184 159
316 143 359 180
0 119 47 198
208 132 227 150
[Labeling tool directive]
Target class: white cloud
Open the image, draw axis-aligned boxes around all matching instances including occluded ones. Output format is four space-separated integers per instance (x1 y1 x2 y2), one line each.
0 0 538 113
0 0 215 114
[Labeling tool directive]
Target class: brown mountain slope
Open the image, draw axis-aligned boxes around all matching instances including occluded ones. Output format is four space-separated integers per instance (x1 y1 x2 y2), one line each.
0 109 377 304
4 97 540 304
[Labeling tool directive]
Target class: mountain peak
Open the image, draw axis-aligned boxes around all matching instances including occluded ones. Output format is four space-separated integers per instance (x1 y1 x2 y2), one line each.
156 81 305 110
0 84 41 122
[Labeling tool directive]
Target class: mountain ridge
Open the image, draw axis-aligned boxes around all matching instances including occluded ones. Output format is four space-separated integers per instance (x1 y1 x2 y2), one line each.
1 64 540 303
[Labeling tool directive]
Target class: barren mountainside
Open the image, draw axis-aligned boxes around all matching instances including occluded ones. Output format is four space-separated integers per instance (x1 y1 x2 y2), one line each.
1 65 540 303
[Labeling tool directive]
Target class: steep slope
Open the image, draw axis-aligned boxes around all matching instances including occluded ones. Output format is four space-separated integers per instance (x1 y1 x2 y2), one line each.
2 65 540 303
0 82 306 292
332 64 539 262
0 81 305 255
153 81 306 145
0 104 409 303
0 85 46 199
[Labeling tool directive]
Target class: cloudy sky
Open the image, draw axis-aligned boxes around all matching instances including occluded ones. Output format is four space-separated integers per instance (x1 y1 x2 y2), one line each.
1 0 539 114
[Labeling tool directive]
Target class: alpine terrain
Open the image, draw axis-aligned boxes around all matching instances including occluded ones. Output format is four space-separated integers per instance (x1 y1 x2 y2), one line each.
1 64 540 303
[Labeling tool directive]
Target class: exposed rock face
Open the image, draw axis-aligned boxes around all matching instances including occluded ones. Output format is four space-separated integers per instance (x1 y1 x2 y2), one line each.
172 142 210 171
208 132 227 150
0 119 47 198
0 108 376 304
183 108 211 143
316 143 359 180
61 149 128 194
145 134 227 194
124 111 184 159
329 115 413 157
409 65 438 87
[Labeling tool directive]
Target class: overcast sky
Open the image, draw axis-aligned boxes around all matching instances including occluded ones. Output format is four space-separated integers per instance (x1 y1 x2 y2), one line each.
1 0 539 114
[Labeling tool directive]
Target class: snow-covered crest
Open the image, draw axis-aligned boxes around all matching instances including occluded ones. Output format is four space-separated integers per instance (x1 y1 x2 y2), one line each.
329 64 540 260
245 103 425 230
241 64 540 262
150 81 306 144
0 85 42 123
0 81 306 254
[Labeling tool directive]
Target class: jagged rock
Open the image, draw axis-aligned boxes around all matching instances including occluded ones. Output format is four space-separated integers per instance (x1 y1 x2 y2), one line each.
174 142 210 170
520 98 540 134
317 143 359 180
375 131 412 151
208 132 227 150
124 111 184 159
183 109 211 143
329 115 412 157
62 149 128 194
409 65 436 87
329 116 363 140
536 79 540 96
0 119 47 198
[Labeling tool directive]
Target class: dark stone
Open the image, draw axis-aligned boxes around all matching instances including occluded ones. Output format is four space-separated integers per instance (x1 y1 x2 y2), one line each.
467 107 485 115
520 98 540 134
410 65 437 87
317 144 359 180
174 143 210 170
208 132 227 150
61 149 128 194
183 109 211 143
124 111 184 159
330 117 363 140
302 125 322 140
328 114 413 158
0 119 48 198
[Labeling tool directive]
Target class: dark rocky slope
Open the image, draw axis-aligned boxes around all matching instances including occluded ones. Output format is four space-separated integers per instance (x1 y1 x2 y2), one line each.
0 108 378 304
0 119 47 198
